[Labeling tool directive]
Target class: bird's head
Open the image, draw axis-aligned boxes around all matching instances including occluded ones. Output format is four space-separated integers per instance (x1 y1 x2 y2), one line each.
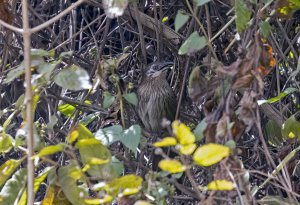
146 62 173 78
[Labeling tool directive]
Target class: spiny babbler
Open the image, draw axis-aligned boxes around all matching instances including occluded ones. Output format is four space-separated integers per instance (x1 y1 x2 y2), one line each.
137 62 177 133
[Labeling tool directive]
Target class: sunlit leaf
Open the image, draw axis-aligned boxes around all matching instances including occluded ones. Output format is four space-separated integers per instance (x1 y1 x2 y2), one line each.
54 64 92 91
179 143 197 155
0 159 23 188
18 167 53 205
207 180 235 191
68 123 94 143
76 138 113 179
85 195 113 204
162 16 169 23
281 112 300 140
0 169 27 204
32 144 65 158
158 159 186 173
0 133 14 153
193 143 230 166
109 174 143 197
178 32 207 55
153 137 177 147
172 121 195 145
258 88 297 105
58 162 88 205
175 11 190 32
58 103 76 117
41 185 55 205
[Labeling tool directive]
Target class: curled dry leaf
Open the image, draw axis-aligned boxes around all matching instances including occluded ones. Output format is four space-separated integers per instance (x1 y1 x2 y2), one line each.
239 91 257 131
188 66 220 104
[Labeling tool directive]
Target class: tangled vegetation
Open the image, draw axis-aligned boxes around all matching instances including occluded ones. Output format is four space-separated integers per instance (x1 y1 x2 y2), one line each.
1 0 300 204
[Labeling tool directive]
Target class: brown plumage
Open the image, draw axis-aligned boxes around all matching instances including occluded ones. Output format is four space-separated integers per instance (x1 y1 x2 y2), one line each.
137 62 177 133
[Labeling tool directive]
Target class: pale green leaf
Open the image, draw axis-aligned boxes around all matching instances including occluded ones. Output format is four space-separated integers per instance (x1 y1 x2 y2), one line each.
54 64 92 91
175 11 190 32
178 32 207 55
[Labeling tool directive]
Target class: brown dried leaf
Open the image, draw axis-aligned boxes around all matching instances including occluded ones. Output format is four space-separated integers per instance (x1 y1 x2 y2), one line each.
0 0 13 24
96 60 108 90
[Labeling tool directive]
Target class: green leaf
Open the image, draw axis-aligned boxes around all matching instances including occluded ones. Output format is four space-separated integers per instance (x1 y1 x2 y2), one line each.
0 169 27 205
123 92 138 106
0 159 23 188
76 138 114 179
259 21 272 38
175 10 190 32
193 119 207 141
281 112 300 140
5 57 45 84
95 125 123 145
258 88 297 105
120 125 141 154
178 32 207 55
103 92 115 109
0 133 14 153
58 103 76 117
266 120 284 146
108 174 143 197
111 157 124 176
59 51 73 58
31 48 53 57
18 167 53 205
195 0 211 6
32 144 65 158
58 162 88 205
54 64 92 91
235 0 251 32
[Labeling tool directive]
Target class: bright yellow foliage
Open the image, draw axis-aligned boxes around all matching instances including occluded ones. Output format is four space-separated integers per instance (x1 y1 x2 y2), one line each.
158 159 186 173
207 180 235 191
179 143 197 155
172 121 195 145
193 143 230 166
153 137 177 147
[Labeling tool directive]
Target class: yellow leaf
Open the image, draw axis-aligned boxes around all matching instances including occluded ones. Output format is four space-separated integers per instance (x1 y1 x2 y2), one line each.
162 16 169 23
172 121 195 145
68 129 79 143
207 180 235 191
109 174 143 196
121 188 140 196
179 143 196 155
85 195 113 204
288 132 296 139
193 143 230 166
158 159 186 173
153 137 177 147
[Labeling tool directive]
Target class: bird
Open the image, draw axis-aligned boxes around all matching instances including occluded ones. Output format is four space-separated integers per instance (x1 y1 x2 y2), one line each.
137 62 177 133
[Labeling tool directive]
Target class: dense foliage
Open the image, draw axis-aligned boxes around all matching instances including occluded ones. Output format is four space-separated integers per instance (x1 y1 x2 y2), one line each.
1 0 300 204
